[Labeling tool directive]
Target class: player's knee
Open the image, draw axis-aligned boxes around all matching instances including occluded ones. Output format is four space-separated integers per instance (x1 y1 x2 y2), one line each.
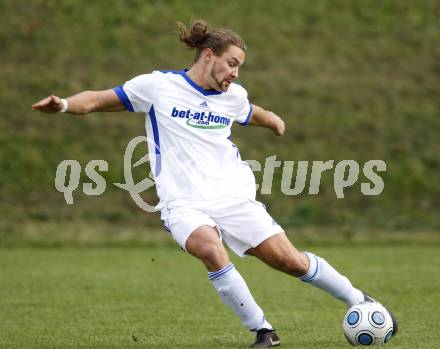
195 243 229 269
280 252 309 277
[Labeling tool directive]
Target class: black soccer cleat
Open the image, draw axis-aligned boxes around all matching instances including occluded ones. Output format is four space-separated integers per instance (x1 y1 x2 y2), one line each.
363 293 399 337
250 329 281 348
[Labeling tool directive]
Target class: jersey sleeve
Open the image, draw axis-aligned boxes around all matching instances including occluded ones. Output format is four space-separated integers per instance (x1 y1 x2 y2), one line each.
113 73 157 113
233 84 253 125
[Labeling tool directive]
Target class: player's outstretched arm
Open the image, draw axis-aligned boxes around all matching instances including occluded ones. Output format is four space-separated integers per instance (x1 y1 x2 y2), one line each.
32 89 125 115
249 104 285 136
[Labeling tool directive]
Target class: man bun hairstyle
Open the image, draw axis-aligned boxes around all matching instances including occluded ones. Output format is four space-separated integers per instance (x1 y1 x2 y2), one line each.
177 20 246 62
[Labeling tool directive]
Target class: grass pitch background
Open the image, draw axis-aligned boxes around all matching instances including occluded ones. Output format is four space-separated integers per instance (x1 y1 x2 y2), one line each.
1 0 440 348
1 241 439 348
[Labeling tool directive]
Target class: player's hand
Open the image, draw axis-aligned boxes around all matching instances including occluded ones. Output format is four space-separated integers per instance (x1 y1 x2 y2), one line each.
32 95 64 113
269 112 285 136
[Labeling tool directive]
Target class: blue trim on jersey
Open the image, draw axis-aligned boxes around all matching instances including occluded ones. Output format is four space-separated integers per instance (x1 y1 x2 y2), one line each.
239 102 253 125
227 133 241 158
159 69 232 96
113 85 134 112
180 69 223 96
148 105 161 176
230 141 240 158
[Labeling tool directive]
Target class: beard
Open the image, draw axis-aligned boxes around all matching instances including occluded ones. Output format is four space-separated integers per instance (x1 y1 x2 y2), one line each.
210 65 231 92
213 76 230 92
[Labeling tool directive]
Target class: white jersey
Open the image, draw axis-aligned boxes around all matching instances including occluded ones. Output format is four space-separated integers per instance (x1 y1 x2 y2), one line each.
114 69 256 210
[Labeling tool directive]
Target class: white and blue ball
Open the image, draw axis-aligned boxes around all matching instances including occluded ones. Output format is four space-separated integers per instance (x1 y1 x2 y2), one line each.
343 301 394 346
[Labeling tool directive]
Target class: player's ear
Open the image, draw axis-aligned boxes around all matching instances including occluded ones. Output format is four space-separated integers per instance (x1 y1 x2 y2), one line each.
203 48 214 62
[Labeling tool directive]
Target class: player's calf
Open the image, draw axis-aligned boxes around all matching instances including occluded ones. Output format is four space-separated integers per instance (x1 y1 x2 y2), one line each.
247 232 309 277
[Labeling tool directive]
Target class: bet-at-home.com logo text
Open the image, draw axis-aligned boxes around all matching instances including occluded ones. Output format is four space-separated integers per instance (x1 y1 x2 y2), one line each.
171 106 231 129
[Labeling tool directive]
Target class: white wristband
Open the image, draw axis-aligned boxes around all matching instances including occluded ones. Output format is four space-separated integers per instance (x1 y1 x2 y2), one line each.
60 98 68 113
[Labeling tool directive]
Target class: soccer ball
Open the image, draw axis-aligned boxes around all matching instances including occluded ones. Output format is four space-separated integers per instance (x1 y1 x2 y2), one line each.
343 301 394 346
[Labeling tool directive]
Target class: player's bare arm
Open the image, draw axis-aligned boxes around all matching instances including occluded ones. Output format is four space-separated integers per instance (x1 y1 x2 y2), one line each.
249 104 285 136
32 89 124 115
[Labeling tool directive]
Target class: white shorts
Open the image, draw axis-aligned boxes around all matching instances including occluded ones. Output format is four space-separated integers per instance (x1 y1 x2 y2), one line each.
160 197 284 257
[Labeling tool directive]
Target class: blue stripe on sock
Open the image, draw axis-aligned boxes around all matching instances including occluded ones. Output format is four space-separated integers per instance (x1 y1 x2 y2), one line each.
208 264 234 281
301 255 319 283
208 264 234 280
208 264 233 278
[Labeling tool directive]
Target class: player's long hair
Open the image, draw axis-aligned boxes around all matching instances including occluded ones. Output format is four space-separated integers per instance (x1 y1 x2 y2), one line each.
177 20 246 61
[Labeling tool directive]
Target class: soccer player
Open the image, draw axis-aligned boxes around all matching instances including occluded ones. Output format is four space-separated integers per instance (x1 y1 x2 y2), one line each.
33 20 397 348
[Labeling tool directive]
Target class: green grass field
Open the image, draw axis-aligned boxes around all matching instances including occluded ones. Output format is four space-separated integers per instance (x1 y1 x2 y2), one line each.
1 242 439 348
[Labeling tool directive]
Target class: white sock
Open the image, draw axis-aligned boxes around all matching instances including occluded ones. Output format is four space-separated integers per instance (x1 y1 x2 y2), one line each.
300 252 364 307
209 264 273 331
